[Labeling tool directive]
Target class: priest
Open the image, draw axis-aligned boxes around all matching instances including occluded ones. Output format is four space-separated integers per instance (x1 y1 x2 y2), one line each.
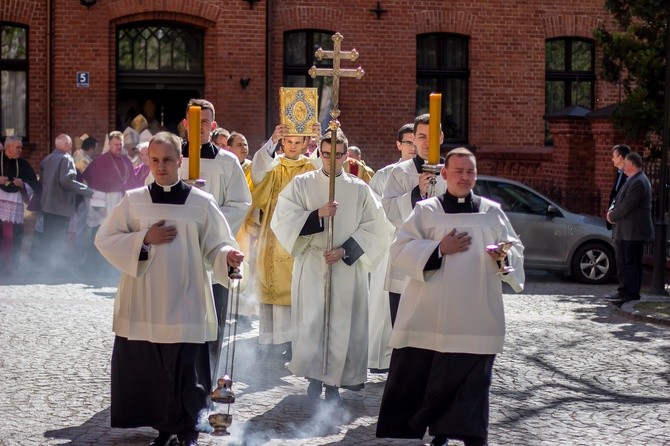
382 114 447 326
376 147 524 446
95 131 244 446
82 130 135 272
270 128 391 404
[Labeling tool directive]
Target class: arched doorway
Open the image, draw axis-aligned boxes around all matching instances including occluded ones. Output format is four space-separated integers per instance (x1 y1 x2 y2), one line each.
115 22 204 136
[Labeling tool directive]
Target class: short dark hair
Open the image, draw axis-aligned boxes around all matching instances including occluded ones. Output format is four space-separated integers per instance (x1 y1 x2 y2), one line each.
625 151 643 168
227 131 246 147
81 137 97 151
445 147 476 167
397 123 414 142
186 98 215 120
320 128 349 151
414 114 430 133
613 144 632 158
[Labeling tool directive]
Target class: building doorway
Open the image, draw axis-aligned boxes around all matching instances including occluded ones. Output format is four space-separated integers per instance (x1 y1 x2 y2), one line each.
115 22 205 137
116 88 200 137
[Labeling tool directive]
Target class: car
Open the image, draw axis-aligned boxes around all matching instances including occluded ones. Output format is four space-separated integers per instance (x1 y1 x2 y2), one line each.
473 175 615 284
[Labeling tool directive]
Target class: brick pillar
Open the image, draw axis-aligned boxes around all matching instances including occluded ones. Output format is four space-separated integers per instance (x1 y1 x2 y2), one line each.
590 119 620 216
586 104 640 216
546 115 595 190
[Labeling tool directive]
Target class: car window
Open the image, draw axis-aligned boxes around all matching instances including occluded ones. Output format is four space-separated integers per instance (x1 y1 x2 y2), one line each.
485 181 552 215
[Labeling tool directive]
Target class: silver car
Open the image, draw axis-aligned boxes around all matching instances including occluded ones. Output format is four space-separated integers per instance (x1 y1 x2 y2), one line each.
473 175 615 284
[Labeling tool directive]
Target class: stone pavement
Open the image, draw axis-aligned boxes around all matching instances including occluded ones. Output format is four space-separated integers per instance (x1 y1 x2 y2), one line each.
1 270 670 446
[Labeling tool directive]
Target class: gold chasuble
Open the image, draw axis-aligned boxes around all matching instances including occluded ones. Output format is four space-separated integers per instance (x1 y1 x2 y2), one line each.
252 155 316 305
343 158 374 184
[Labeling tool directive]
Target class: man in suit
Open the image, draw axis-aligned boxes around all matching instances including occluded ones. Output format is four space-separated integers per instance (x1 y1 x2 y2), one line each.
605 144 631 300
607 144 631 230
606 152 654 306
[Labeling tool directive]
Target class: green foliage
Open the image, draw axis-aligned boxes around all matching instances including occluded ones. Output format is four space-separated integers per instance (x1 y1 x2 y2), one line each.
594 0 667 143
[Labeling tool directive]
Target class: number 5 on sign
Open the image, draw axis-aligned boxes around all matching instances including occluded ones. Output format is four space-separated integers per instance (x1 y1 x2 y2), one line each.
76 72 90 88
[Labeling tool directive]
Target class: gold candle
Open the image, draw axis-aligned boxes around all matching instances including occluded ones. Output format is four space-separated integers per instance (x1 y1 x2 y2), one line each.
188 106 201 180
428 93 441 165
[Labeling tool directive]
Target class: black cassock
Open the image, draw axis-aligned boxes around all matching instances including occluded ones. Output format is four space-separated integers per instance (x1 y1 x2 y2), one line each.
110 181 210 441
376 191 494 445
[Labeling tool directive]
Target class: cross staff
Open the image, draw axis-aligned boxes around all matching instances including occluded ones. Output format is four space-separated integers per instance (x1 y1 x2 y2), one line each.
309 32 364 375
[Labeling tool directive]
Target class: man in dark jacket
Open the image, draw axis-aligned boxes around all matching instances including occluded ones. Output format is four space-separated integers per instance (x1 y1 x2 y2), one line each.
606 151 654 306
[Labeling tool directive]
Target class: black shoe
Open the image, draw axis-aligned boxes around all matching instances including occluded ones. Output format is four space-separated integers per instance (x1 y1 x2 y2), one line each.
463 437 487 446
149 432 175 446
324 385 342 405
605 293 624 301
430 434 448 446
307 379 323 398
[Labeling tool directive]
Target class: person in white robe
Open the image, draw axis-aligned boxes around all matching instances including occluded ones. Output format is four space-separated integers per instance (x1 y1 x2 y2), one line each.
250 123 320 357
377 147 524 446
178 98 252 385
95 132 244 446
366 123 416 372
382 114 447 326
270 128 391 404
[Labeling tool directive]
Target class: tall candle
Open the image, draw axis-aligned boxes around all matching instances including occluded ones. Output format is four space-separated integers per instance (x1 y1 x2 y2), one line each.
188 106 201 180
428 93 441 165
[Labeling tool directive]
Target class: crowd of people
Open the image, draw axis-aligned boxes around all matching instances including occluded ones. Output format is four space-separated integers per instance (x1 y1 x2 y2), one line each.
25 99 664 446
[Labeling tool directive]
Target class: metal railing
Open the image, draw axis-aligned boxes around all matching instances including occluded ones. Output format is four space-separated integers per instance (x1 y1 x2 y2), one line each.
524 179 602 216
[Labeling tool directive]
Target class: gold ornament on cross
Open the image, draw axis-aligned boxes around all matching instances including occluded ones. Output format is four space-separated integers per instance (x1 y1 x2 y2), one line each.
308 32 365 123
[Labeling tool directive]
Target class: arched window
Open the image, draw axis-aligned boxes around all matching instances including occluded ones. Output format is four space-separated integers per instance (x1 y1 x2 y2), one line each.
283 30 334 130
545 37 595 144
1 23 27 138
417 33 469 144
117 23 203 72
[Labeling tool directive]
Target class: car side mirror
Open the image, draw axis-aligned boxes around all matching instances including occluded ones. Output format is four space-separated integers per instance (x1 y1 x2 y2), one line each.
547 205 561 217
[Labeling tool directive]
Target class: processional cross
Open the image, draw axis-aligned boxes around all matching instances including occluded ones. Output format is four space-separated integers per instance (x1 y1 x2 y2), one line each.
308 32 364 375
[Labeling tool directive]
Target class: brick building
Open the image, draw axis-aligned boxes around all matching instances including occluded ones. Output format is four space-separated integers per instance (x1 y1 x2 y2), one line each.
1 0 631 214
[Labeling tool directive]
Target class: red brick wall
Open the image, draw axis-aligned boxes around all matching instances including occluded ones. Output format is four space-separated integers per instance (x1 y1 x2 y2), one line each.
3 0 625 188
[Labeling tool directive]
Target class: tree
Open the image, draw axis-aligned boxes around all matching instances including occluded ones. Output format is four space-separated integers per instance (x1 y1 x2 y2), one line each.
594 0 667 149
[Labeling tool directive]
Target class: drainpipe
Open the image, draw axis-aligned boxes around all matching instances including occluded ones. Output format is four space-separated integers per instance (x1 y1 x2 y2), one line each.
46 0 53 151
651 0 670 294
265 0 272 139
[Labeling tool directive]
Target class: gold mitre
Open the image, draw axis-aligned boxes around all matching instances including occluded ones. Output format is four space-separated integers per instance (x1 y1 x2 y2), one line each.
131 114 149 133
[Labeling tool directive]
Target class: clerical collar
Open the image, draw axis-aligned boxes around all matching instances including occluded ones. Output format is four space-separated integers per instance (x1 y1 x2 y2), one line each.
321 168 343 177
413 155 426 171
440 190 480 214
445 190 472 204
156 179 181 192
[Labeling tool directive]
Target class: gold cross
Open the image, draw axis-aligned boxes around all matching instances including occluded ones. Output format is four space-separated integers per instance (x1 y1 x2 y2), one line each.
308 33 364 376
308 32 365 121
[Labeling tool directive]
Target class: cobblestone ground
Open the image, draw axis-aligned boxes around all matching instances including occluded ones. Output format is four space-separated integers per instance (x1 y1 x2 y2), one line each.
1 271 669 446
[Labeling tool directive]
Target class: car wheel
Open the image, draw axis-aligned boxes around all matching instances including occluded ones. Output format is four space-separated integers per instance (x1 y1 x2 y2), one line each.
571 242 615 285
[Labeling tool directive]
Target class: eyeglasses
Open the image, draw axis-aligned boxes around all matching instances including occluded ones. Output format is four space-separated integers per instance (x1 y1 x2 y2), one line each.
399 141 415 147
321 151 346 159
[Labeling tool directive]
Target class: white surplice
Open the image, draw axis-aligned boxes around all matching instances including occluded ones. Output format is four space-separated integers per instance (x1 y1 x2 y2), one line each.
270 170 392 386
382 158 447 293
95 185 239 344
390 196 524 354
179 149 251 234
366 162 399 370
